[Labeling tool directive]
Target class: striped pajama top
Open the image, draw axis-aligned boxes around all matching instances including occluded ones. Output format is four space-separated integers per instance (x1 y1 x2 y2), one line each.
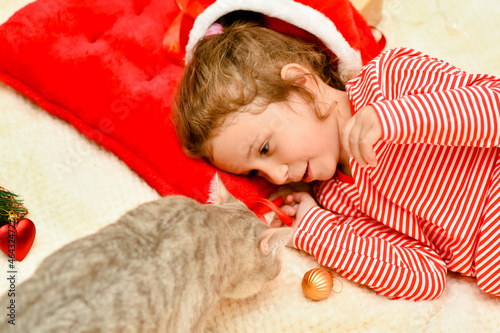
293 47 500 300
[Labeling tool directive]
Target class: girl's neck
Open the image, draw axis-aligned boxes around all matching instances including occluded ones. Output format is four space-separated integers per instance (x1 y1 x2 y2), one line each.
324 86 353 175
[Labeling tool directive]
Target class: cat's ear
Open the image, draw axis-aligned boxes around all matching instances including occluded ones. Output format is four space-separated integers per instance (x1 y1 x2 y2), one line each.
207 173 233 205
259 228 294 255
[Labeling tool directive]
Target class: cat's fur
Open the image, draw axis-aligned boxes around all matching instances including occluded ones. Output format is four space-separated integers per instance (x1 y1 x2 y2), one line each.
1 175 285 332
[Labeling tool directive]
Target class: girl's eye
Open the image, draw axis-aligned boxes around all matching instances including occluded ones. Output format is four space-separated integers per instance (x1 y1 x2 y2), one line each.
259 142 269 155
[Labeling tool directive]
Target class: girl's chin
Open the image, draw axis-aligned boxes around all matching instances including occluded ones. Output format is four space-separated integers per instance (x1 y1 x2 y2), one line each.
314 168 336 182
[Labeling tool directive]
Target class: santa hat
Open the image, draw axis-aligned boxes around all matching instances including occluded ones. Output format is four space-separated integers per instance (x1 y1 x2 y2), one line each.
182 0 383 80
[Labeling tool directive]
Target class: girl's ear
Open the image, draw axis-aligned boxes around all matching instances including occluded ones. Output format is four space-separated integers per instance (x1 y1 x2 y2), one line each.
280 63 317 90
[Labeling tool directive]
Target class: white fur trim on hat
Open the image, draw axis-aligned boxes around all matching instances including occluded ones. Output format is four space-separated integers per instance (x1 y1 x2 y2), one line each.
185 0 363 80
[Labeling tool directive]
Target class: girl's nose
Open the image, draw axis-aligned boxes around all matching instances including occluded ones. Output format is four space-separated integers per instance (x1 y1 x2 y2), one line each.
258 164 288 185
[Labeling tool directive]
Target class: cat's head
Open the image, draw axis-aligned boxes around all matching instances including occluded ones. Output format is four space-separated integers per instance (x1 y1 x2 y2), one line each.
208 173 284 299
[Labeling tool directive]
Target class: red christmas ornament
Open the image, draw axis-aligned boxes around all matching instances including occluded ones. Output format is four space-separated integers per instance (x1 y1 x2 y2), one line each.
0 218 36 261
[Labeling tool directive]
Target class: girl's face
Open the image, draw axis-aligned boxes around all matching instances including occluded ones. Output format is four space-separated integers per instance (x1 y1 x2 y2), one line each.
210 87 352 185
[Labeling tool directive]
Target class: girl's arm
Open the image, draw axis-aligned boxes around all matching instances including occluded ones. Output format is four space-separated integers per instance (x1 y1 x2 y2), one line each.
347 47 500 148
294 206 448 301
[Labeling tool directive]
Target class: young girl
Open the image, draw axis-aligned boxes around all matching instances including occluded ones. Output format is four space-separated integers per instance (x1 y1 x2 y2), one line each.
173 20 500 301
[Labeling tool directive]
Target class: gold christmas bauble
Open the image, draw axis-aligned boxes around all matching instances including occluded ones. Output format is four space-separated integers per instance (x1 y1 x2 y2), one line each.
301 268 334 301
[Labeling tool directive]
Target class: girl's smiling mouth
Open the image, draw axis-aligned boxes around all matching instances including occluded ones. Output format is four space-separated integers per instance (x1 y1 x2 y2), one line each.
302 162 314 182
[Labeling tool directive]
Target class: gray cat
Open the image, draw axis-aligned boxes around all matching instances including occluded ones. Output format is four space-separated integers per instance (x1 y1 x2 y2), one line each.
0 174 288 332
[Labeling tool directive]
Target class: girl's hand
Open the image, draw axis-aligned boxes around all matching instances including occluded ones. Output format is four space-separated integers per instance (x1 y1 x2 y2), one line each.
341 105 382 168
270 192 318 247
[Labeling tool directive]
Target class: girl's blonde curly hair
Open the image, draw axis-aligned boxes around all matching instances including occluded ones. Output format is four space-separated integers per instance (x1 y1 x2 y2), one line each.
173 17 345 160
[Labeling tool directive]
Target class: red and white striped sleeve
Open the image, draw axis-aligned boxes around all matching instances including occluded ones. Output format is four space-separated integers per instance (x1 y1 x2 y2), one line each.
294 206 447 300
348 47 500 147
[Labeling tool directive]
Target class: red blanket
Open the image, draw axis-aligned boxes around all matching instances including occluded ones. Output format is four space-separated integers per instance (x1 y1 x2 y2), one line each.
0 0 382 207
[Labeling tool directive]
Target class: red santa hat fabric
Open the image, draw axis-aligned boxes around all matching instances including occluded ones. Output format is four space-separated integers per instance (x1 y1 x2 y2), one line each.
186 0 382 80
0 0 383 208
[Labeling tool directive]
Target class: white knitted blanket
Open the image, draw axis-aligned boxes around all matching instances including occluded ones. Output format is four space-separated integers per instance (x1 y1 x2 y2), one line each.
1 0 500 331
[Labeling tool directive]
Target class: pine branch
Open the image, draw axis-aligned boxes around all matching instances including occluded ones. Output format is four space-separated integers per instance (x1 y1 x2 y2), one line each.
0 188 28 226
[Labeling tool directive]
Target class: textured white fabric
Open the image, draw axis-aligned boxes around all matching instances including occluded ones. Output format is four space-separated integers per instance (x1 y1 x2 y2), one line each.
1 0 500 331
